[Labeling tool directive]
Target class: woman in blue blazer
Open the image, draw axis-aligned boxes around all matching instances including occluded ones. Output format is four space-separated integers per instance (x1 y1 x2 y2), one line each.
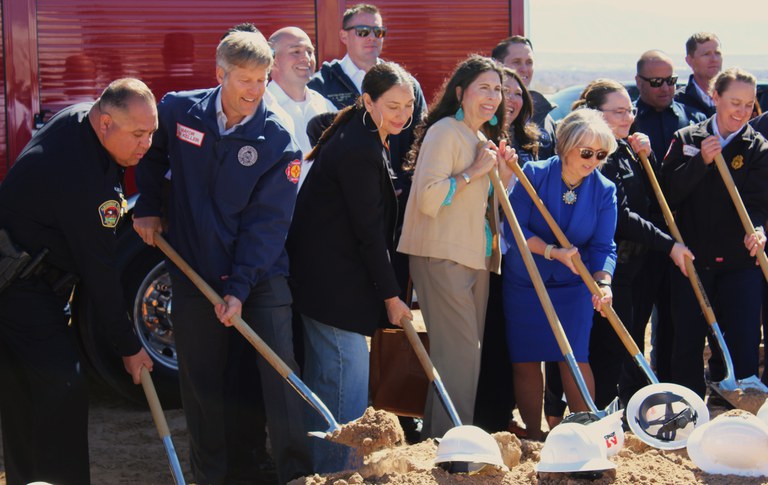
503 109 618 440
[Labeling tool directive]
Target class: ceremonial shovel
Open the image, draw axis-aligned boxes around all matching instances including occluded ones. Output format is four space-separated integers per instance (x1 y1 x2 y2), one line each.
140 367 186 485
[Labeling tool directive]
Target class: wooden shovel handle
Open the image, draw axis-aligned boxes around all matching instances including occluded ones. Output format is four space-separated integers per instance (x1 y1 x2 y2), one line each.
400 317 436 382
153 233 294 378
490 169 573 355
506 163 642 355
712 153 768 282
637 153 717 325
140 366 171 439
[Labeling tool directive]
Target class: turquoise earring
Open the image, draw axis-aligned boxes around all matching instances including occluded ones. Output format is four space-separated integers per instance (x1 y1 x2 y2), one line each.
455 107 465 121
489 114 498 126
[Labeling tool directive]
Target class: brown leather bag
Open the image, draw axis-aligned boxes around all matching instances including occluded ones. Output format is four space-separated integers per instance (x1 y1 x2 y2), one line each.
369 327 430 418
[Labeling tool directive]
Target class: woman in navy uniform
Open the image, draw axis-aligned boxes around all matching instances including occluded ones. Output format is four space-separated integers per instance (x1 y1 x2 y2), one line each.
661 67 768 398
570 79 694 408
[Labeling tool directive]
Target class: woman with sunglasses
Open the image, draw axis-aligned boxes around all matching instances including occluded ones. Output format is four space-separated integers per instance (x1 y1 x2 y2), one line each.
398 55 516 439
571 79 695 409
474 67 540 434
286 62 414 473
661 68 768 398
502 109 617 440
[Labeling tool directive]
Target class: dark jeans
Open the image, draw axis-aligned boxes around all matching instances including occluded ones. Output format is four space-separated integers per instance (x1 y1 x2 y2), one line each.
171 273 310 484
0 278 90 485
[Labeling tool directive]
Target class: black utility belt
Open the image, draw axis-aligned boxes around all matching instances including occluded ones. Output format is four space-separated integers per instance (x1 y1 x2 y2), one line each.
0 229 78 296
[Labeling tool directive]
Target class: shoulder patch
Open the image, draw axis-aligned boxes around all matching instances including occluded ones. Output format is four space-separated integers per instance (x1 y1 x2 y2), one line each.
99 200 121 228
285 159 301 184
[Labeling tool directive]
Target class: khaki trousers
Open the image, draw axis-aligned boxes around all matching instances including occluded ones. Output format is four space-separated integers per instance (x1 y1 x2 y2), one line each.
409 255 490 438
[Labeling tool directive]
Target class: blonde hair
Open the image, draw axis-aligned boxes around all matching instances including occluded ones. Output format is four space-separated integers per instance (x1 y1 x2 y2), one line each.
216 31 273 73
556 109 618 162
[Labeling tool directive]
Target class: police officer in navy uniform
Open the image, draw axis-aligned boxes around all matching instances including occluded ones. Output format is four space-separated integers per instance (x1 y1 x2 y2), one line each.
0 78 156 485
133 31 310 484
661 68 768 398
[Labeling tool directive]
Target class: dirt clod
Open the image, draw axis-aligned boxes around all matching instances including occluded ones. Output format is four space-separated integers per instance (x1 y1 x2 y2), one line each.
718 388 768 415
329 407 405 454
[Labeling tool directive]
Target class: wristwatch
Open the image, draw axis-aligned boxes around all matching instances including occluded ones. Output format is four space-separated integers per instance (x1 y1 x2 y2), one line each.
595 279 611 288
461 172 471 184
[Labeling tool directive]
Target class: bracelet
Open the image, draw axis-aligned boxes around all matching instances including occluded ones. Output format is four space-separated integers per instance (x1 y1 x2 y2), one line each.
595 279 611 288
461 172 471 185
544 244 556 260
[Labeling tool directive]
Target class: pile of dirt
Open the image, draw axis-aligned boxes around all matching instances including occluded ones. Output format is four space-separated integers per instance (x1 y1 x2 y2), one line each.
718 388 768 415
290 410 768 485
328 407 406 454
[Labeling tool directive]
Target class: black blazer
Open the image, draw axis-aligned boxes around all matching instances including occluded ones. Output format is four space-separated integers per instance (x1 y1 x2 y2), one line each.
287 108 400 336
661 117 768 270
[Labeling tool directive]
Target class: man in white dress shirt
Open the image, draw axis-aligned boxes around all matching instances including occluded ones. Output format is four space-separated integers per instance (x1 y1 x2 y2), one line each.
268 27 336 188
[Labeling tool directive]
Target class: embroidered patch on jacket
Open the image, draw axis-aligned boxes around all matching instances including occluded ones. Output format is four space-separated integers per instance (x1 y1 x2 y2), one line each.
176 123 204 146
99 200 121 228
731 155 744 170
238 145 258 166
285 159 301 184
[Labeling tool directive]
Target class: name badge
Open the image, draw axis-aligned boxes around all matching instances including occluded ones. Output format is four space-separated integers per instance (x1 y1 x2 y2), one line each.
682 144 700 157
176 123 205 147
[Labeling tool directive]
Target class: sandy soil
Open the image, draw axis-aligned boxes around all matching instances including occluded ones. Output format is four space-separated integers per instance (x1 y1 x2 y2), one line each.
0 378 193 485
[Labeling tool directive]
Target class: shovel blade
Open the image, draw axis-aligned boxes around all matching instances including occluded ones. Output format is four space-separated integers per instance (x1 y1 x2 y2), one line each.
710 375 768 410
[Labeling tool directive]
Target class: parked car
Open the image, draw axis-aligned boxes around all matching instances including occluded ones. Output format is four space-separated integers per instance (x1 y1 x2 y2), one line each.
545 81 768 122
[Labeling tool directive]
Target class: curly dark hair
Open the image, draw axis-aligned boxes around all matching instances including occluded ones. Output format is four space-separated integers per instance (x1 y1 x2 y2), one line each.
404 55 507 170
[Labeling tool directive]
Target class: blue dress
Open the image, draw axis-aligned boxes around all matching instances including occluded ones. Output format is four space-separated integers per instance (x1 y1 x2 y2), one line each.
503 157 617 362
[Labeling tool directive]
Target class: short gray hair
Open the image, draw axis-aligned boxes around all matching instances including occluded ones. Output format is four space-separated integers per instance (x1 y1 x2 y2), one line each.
98 78 156 112
216 31 273 73
556 109 618 162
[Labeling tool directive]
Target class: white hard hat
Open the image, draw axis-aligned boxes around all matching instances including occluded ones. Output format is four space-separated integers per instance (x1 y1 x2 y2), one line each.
687 412 768 477
535 422 616 473
585 410 625 457
434 425 508 471
757 398 768 425
626 383 709 450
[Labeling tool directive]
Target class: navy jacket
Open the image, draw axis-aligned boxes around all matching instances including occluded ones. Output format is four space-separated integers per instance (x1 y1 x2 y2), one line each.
632 98 706 163
308 59 427 192
135 88 301 302
530 90 558 160
675 75 717 118
599 139 674 261
504 157 618 284
0 104 140 356
287 108 399 336
661 117 768 270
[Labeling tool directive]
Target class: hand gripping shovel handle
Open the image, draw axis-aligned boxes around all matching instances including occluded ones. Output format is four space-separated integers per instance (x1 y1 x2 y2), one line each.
399 316 462 427
712 153 768 282
152 233 341 437
490 169 601 415
140 367 186 485
506 163 658 384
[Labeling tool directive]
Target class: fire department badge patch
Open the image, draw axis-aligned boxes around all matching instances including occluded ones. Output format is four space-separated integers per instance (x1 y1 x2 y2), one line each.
285 159 301 184
99 200 121 228
731 155 744 170
238 145 258 166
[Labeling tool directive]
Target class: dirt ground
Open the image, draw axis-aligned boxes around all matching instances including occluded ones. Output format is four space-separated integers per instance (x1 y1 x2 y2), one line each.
0 318 765 484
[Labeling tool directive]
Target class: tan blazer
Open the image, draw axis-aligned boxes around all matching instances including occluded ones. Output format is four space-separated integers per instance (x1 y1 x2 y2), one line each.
398 117 501 273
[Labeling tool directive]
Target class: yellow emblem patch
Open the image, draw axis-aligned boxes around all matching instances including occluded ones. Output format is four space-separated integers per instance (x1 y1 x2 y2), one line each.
99 200 121 228
731 155 744 170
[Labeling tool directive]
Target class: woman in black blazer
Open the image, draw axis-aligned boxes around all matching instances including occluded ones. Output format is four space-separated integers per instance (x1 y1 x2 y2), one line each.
286 62 414 473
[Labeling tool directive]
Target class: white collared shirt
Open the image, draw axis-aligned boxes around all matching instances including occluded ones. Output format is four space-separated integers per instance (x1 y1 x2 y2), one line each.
712 115 741 148
694 80 715 108
215 90 256 136
339 54 369 94
267 81 337 188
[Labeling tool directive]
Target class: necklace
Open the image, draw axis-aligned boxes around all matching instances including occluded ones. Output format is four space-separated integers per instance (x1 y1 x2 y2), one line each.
561 174 583 205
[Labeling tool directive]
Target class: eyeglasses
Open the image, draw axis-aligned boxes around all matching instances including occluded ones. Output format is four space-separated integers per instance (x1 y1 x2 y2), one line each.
579 148 609 161
600 107 638 117
344 25 387 38
638 75 678 88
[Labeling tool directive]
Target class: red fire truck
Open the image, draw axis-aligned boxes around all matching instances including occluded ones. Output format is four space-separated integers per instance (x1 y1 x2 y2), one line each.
1 0 526 404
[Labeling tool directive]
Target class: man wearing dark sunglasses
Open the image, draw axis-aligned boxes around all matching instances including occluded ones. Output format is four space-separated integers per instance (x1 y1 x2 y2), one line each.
631 50 705 387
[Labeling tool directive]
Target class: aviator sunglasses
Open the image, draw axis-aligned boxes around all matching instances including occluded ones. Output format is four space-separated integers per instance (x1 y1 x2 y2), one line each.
579 148 609 161
638 75 678 88
344 25 387 38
